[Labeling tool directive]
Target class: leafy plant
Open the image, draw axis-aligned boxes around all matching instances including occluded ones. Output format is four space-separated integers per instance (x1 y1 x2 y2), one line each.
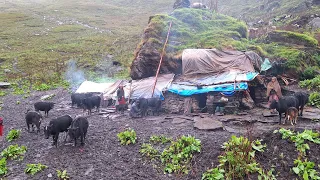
25 163 47 175
1 144 27 160
275 128 320 156
34 83 51 91
299 76 320 91
0 91 6 97
0 158 8 176
257 168 277 180
160 135 201 174
117 128 137 145
218 135 266 179
301 66 318 80
202 167 225 180
292 159 320 180
6 129 21 142
308 92 320 108
149 135 172 144
140 143 159 160
56 169 70 180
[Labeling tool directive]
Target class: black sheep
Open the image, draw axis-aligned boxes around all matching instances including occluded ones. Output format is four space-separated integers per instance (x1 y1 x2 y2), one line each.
82 96 101 115
44 115 73 147
68 117 89 146
25 111 43 133
34 101 55 117
294 91 309 116
269 96 299 124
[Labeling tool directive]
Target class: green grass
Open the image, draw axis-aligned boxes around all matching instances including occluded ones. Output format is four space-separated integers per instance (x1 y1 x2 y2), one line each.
0 0 173 89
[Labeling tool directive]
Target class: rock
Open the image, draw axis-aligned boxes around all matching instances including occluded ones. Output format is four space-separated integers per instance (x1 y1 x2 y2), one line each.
41 94 55 100
85 165 94 175
0 82 10 88
194 117 223 130
172 117 186 124
266 30 318 47
47 173 53 178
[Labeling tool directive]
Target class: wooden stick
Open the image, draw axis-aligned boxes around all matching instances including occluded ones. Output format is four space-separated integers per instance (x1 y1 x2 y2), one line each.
151 21 173 97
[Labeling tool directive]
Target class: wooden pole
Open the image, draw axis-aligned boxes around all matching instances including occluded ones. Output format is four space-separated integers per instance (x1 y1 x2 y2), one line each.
151 21 173 97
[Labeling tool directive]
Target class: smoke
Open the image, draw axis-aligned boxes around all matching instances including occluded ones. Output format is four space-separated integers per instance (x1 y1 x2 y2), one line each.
64 60 86 92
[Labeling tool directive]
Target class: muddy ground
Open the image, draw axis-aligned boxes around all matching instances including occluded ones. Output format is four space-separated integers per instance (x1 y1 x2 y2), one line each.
0 88 319 180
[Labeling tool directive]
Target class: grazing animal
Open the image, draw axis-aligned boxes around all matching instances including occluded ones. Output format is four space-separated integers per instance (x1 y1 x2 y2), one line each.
138 97 162 116
294 91 309 116
25 111 43 133
286 107 299 125
68 117 89 146
34 101 55 117
269 96 299 124
71 93 93 108
82 96 101 115
44 115 73 147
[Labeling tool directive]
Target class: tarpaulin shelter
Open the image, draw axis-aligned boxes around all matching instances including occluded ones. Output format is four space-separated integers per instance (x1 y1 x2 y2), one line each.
124 74 174 100
75 81 114 93
102 74 174 100
168 49 262 96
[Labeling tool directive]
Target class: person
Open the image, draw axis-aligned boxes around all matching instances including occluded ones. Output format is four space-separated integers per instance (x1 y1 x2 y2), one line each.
266 76 282 114
215 93 228 116
130 100 141 118
117 85 126 114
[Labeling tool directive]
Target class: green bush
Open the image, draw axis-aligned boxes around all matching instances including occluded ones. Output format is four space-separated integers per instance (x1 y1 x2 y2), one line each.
25 163 47 175
149 135 172 144
0 158 8 176
1 144 27 160
299 76 320 91
292 159 320 180
117 128 137 145
308 92 320 108
301 66 318 80
139 143 159 160
0 91 6 97
6 129 21 142
202 135 276 180
160 135 201 174
56 169 70 180
34 83 51 91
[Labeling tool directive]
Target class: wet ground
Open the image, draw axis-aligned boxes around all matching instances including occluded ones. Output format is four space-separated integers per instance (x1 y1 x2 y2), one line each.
0 88 319 180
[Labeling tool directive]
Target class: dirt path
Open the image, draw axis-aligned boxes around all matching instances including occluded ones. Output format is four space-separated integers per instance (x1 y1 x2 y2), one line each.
0 88 319 180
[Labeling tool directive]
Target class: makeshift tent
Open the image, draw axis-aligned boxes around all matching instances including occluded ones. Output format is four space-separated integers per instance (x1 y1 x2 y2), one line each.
124 74 174 100
168 49 262 96
102 74 174 100
75 81 114 93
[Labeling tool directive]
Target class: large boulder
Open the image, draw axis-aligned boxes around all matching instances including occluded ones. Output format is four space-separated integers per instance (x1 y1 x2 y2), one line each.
130 9 248 80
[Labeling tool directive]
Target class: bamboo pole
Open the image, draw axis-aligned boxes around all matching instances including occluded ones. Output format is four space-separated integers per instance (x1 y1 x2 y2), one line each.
151 21 173 97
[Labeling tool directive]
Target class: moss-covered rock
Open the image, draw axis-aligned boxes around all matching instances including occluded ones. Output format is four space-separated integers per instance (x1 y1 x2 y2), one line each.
266 30 318 47
130 8 248 80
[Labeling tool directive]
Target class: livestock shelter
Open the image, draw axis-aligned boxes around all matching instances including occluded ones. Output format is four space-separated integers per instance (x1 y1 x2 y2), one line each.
162 48 264 114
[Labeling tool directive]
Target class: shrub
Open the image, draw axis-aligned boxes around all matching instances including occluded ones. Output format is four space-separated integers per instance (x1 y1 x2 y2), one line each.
56 170 70 180
149 135 172 144
0 91 6 97
6 129 21 142
202 135 275 180
1 144 27 160
34 83 51 91
308 92 320 108
160 135 201 174
301 66 318 80
117 128 137 145
25 163 47 175
139 143 159 160
292 159 320 180
299 76 320 91
0 158 8 176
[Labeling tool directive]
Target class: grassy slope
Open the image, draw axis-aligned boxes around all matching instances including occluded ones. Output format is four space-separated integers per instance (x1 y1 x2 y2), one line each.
0 0 173 86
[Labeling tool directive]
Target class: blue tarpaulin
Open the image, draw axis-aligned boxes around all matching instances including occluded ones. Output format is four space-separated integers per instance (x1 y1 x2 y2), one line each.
168 82 248 96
